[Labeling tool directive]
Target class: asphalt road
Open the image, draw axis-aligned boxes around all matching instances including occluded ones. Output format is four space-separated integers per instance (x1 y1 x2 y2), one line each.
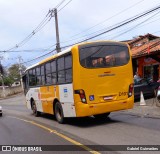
0 93 160 154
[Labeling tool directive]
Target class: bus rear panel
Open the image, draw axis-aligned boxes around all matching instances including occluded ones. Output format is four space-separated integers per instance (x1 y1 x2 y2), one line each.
73 42 134 117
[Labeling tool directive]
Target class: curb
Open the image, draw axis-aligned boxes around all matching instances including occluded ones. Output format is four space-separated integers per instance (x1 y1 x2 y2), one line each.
0 92 24 101
122 111 160 119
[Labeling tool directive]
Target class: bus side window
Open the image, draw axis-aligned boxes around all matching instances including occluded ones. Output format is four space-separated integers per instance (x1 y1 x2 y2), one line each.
36 67 41 85
45 62 52 85
51 60 57 84
57 57 65 84
65 54 72 82
29 69 36 86
40 65 45 85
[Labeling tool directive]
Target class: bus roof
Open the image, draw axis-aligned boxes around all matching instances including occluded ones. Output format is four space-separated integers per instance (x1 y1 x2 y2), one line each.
25 47 72 71
25 40 128 72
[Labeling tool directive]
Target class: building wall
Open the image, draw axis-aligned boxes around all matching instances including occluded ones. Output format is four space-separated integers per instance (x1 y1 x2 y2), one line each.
0 86 23 98
137 57 160 81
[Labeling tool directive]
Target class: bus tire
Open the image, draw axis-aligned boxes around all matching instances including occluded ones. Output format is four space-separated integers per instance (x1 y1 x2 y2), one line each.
55 102 65 124
94 112 110 120
32 100 40 117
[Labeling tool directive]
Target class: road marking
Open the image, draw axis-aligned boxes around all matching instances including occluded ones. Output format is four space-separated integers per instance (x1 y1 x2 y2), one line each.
8 116 100 154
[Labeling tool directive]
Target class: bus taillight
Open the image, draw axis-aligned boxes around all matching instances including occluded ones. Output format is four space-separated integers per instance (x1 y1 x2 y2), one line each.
75 89 87 103
128 83 134 97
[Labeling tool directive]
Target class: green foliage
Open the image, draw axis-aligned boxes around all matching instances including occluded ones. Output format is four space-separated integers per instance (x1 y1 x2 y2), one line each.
4 77 14 86
8 64 26 81
0 63 26 86
8 64 20 81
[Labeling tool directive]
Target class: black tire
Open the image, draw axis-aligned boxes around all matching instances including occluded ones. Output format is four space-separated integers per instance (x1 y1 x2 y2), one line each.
94 112 110 120
32 100 40 117
0 113 2 116
55 102 65 124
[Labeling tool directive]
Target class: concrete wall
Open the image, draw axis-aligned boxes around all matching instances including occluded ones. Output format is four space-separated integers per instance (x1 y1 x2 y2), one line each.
0 86 23 98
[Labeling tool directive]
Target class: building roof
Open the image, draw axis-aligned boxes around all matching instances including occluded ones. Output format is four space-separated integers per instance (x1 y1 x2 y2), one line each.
129 33 159 46
127 34 160 58
131 38 160 58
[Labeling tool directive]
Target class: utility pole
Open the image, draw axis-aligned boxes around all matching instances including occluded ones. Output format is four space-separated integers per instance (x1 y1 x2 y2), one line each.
18 56 24 91
53 8 61 53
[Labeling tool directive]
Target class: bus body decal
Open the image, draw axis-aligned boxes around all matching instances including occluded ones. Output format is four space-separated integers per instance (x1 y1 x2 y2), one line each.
59 84 76 117
26 87 43 112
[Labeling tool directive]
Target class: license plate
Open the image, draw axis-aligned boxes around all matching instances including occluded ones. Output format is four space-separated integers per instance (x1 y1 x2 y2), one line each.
103 96 113 100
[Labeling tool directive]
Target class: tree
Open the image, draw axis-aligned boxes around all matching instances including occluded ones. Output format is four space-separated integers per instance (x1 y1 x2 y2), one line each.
0 63 5 86
4 77 14 86
0 63 26 86
0 63 4 75
8 64 26 82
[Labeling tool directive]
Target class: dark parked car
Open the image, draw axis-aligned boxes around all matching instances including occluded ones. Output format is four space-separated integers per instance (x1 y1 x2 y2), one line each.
134 78 159 100
0 106 2 116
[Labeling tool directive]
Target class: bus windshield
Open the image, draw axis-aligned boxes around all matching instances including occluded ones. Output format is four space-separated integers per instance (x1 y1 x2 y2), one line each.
79 44 130 68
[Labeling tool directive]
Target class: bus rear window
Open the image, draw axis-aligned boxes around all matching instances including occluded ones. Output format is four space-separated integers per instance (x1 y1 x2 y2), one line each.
79 45 130 68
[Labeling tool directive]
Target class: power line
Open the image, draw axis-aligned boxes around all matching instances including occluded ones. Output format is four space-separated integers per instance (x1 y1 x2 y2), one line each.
0 50 48 53
58 0 73 12
60 0 145 44
58 5 160 49
76 4 160 43
2 1 68 53
20 3 160 66
98 13 160 41
110 10 160 40
0 42 57 53
5 12 52 52
57 5 160 50
2 1 74 65
22 49 57 65
63 3 160 45
55 0 66 9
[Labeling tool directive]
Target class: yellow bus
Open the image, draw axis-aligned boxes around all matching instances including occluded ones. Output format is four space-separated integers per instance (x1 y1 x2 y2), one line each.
23 41 134 123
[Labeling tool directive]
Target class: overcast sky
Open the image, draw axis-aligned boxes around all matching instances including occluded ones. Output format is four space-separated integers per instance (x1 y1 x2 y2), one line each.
0 0 160 67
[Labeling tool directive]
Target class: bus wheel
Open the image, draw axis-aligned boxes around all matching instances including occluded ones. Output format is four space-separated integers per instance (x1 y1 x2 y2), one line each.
32 100 40 117
94 112 110 120
55 102 65 124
